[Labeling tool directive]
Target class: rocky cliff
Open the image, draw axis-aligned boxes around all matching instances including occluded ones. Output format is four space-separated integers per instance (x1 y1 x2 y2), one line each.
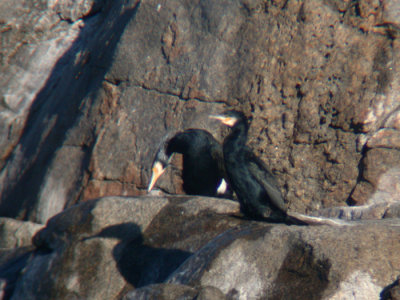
0 0 400 299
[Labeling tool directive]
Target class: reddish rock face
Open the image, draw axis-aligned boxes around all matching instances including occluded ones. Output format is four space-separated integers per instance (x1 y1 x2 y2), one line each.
0 0 399 224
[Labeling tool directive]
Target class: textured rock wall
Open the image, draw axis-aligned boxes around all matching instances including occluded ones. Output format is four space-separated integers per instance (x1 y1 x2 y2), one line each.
1 1 400 299
0 0 399 224
0 0 142 222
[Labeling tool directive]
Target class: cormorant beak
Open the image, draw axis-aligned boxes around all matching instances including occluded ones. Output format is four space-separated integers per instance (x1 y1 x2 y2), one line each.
147 161 166 192
209 115 237 127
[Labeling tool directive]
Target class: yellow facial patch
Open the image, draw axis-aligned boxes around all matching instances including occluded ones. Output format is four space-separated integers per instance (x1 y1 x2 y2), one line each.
209 115 238 127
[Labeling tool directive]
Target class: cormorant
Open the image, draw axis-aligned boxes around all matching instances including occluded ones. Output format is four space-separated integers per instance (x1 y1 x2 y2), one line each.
147 129 230 197
210 110 287 221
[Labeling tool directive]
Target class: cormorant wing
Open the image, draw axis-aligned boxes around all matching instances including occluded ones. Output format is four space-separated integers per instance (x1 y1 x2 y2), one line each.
209 137 233 195
209 142 226 177
244 148 286 212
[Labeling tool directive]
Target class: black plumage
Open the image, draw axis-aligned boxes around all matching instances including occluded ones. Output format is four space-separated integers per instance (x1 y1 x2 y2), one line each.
147 129 229 197
211 110 287 221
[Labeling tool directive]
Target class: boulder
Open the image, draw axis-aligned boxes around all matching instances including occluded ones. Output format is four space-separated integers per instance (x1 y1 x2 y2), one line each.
2 194 398 300
168 219 400 299
0 218 43 298
10 196 241 299
0 218 43 249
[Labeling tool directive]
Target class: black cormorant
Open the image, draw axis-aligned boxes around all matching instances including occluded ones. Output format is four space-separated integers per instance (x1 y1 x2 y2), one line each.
211 110 287 221
147 129 229 197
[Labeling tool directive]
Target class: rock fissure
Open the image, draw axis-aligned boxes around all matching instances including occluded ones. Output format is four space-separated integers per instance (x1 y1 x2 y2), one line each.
137 83 230 105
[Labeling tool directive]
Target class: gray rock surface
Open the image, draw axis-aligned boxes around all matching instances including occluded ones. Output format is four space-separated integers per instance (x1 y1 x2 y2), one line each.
168 219 400 300
0 218 43 249
10 196 240 299
0 0 142 223
2 195 399 300
311 201 400 221
0 0 98 167
123 283 226 300
0 218 42 299
0 218 41 300
123 283 198 300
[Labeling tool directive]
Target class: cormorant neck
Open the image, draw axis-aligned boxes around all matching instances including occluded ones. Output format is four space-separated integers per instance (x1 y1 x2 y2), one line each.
225 119 249 152
166 132 190 156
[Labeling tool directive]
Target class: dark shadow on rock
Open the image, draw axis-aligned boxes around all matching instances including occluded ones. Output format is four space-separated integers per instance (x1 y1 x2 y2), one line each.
32 199 100 252
90 223 193 289
271 242 331 300
381 276 400 300
0 247 35 300
0 0 140 221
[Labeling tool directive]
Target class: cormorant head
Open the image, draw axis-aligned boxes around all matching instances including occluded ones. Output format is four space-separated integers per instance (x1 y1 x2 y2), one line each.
147 141 173 192
209 110 246 127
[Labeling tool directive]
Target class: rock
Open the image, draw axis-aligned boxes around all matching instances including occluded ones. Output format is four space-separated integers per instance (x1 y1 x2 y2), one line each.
0 0 84 167
350 149 400 205
0 218 43 248
196 285 227 300
0 247 35 300
49 0 105 22
0 280 5 300
311 202 400 220
11 196 240 299
384 202 400 218
123 283 198 300
367 128 400 149
168 219 400 299
122 283 226 300
0 217 39 298
0 0 142 223
382 0 400 27
4 195 400 299
381 277 400 300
